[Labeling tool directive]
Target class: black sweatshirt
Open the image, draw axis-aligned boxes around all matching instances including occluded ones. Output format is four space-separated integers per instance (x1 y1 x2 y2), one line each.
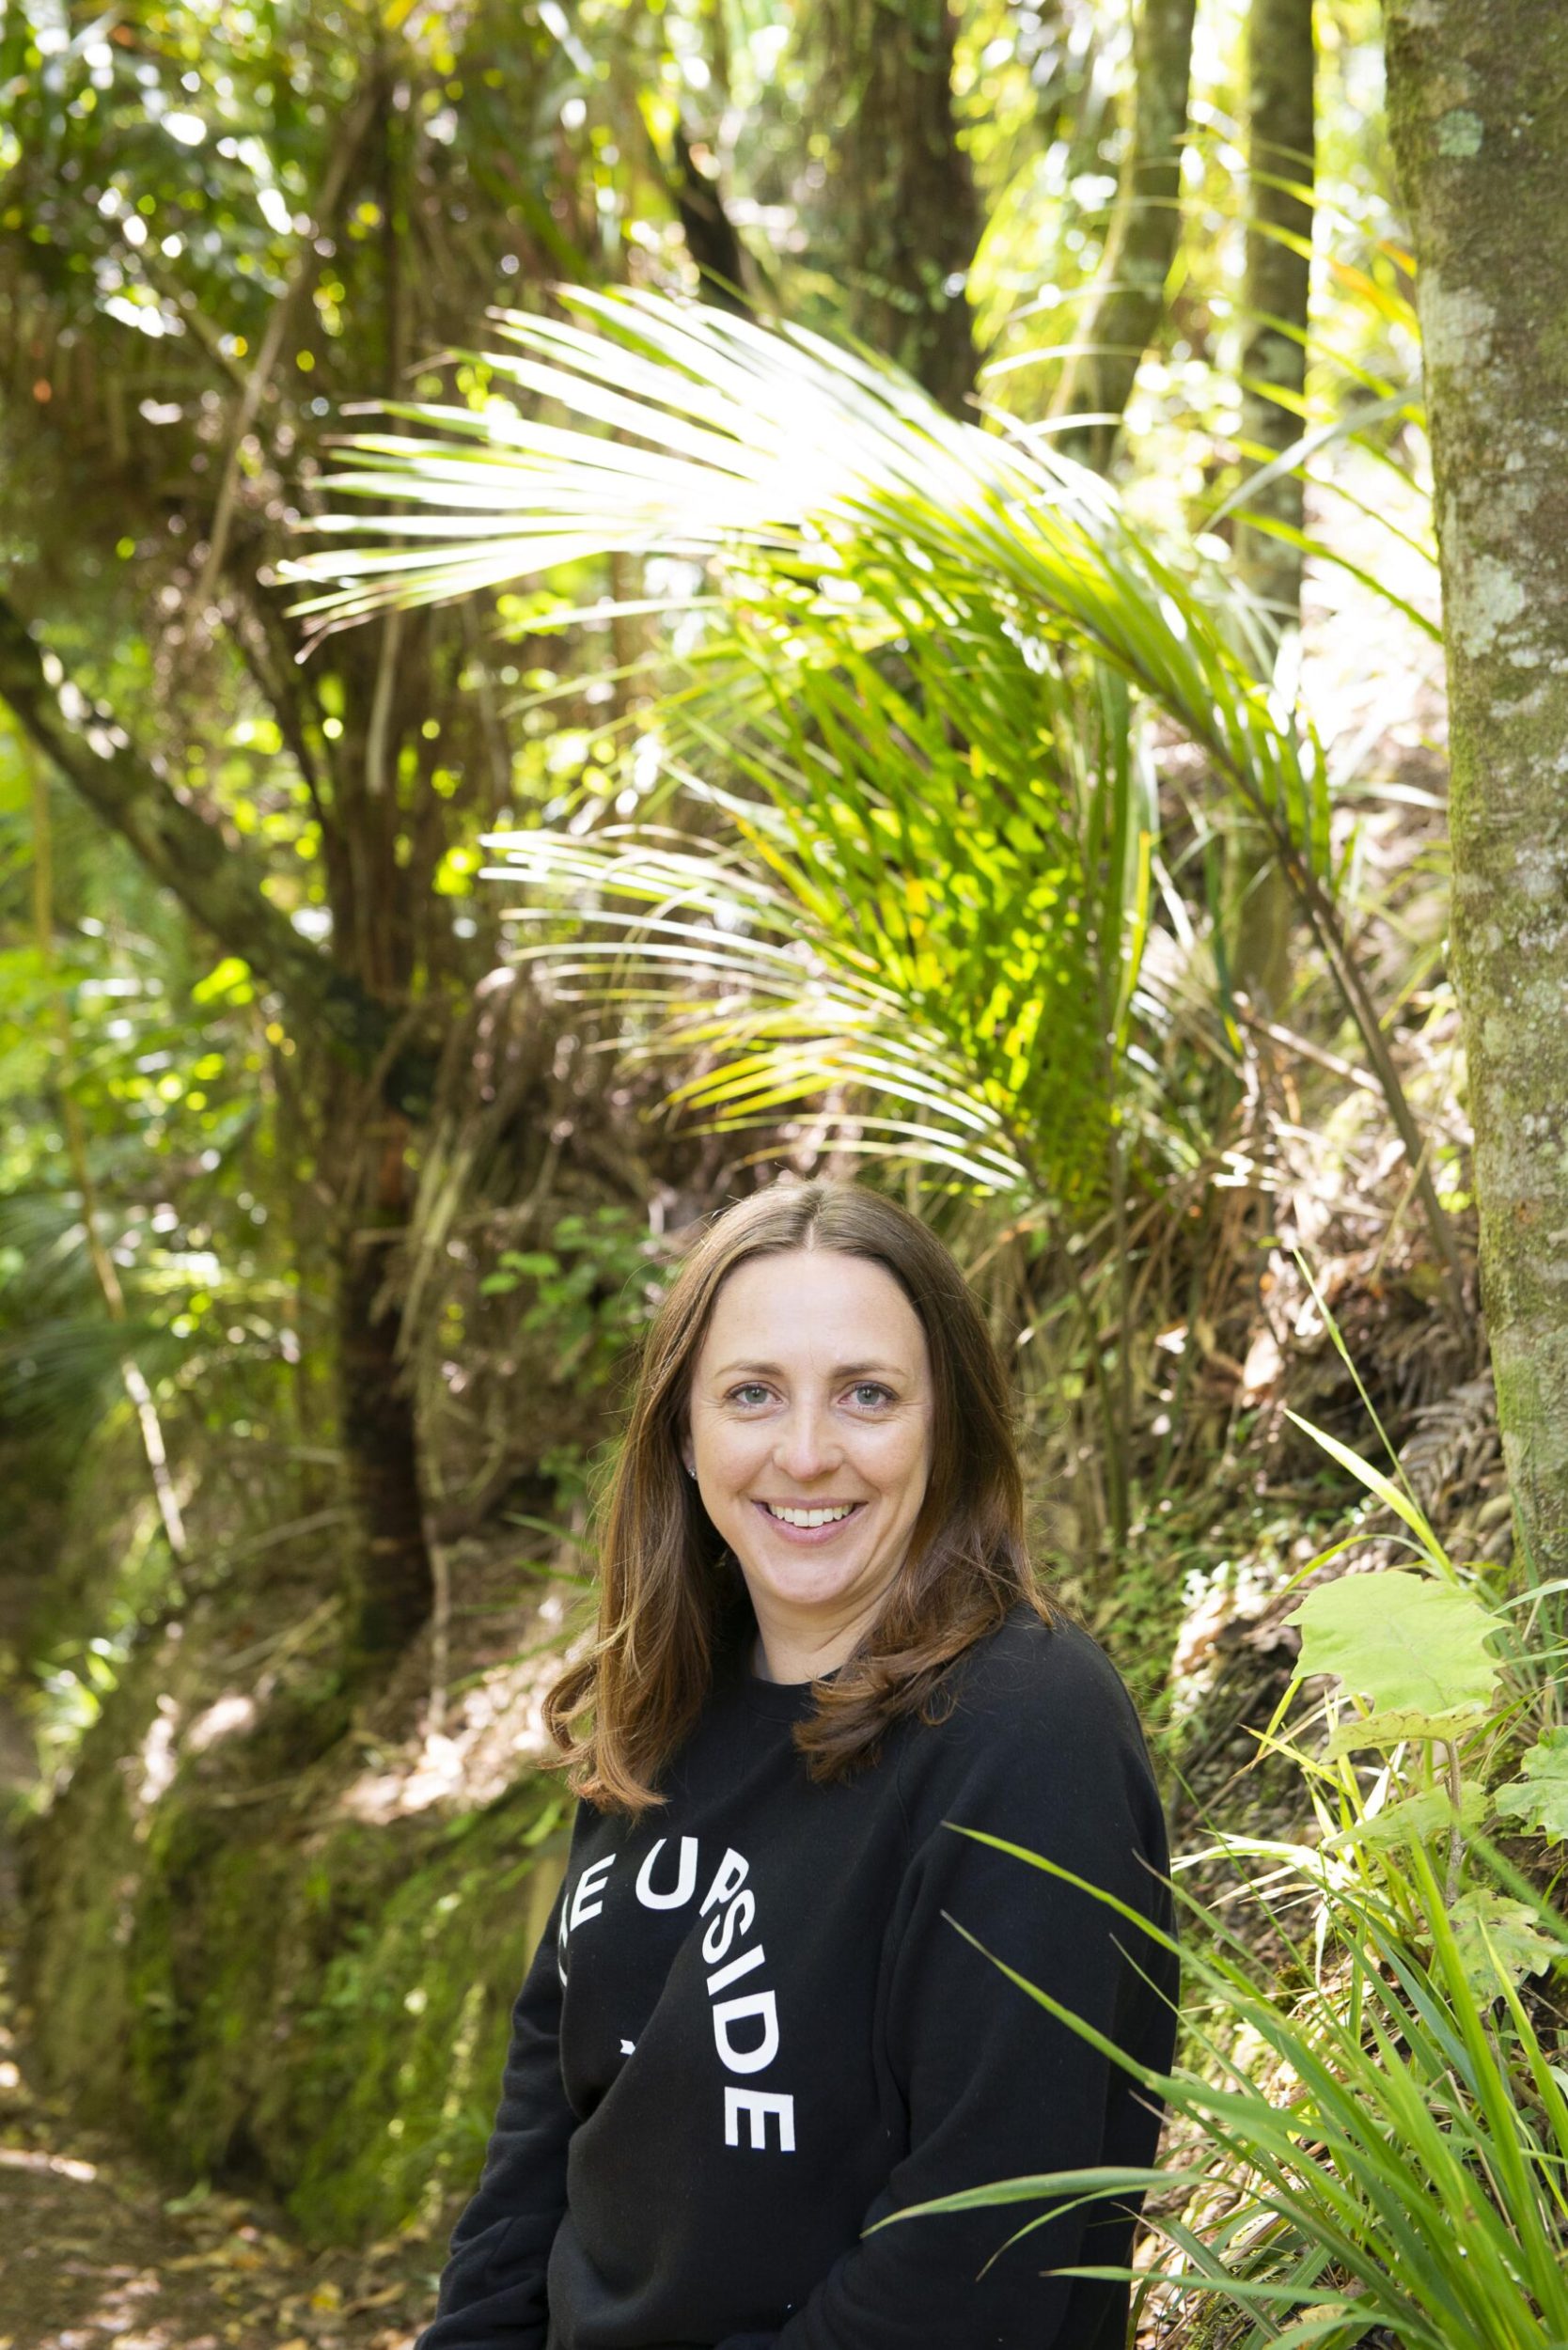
416 1604 1179 2350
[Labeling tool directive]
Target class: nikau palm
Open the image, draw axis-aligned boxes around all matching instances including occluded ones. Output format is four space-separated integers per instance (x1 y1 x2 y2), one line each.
284 288 1458 1303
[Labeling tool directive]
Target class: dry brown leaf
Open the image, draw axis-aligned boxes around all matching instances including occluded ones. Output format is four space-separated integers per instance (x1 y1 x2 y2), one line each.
346 2283 411 2311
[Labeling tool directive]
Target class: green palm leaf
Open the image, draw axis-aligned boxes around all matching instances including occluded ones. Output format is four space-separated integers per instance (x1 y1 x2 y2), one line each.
282 290 1454 1291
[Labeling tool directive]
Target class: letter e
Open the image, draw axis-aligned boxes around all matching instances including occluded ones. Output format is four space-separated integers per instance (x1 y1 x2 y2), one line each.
725 2088 796 2153
569 1855 615 1934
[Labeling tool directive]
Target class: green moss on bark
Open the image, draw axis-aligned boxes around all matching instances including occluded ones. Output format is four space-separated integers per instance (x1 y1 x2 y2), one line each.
1387 1 1568 1580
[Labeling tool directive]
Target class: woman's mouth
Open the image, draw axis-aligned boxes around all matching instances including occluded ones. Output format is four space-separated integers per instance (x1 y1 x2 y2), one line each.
753 1498 867 1543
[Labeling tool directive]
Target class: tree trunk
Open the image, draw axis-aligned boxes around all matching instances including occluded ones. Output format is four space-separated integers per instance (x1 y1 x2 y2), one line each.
800 0 980 416
1051 0 1199 469
333 1119 431 1666
1386 2 1568 1577
1227 0 1315 1015
666 122 751 313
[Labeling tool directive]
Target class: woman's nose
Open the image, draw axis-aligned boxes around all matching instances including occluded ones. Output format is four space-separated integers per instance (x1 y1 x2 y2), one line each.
772 1404 839 1481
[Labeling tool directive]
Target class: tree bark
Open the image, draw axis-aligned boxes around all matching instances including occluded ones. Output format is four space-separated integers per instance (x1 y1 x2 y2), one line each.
1235 0 1314 622
1227 0 1315 1014
1386 1 1568 1577
333 1138 431 1665
800 0 981 416
1051 0 1199 469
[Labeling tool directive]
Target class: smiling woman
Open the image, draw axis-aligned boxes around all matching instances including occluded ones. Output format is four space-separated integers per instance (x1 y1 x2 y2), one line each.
680 1249 937 1684
415 1179 1178 2350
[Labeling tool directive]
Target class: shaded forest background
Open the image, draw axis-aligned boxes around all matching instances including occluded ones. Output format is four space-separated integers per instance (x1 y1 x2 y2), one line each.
2 1 1567 2346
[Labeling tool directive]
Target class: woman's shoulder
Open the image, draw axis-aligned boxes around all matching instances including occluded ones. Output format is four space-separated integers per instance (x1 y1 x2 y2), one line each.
889 1603 1175 1947
919 1597 1152 1769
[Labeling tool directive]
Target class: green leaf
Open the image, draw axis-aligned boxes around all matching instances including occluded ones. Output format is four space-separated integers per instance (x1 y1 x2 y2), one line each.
190 954 255 1007
1325 1704 1490 1757
1449 1890 1560 1998
498 1250 560 1277
1326 1782 1487 1847
1288 1569 1503 1723
1493 1726 1568 1842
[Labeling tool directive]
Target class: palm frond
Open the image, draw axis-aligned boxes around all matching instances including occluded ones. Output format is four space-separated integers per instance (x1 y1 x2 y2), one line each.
285 287 1326 888
281 290 1458 1293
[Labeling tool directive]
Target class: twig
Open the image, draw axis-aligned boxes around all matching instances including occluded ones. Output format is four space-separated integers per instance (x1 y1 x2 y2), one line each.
425 1538 451 1741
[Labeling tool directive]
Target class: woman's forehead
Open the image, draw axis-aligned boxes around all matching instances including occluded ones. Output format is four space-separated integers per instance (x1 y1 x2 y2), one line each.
698 1250 926 1364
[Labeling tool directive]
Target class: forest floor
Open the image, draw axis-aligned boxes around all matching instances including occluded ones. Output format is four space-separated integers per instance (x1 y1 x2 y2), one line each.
0 1955 439 2350
0 1556 434 2350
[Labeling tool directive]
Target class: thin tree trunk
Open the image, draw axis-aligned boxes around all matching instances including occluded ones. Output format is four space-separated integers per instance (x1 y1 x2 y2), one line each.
800 0 980 416
1386 1 1568 1574
1227 0 1315 1015
334 1141 431 1664
1051 0 1199 469
666 122 750 312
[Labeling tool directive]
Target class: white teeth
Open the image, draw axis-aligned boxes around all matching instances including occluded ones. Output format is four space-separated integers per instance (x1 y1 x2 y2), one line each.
763 1503 857 1528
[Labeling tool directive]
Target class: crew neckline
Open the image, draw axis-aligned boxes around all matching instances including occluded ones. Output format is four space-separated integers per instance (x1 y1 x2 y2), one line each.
734 1643 847 1720
742 1667 828 1720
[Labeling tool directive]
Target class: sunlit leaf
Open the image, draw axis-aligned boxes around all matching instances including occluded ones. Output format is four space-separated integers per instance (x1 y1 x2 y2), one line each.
1325 1781 1486 1847
1493 1727 1568 1842
1288 1568 1504 1723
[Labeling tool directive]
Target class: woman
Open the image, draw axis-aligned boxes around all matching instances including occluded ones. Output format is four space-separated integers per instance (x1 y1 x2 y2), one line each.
417 1179 1179 2350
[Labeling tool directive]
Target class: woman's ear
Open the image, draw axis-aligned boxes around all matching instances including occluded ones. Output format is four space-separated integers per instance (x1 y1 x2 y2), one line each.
680 1430 696 1479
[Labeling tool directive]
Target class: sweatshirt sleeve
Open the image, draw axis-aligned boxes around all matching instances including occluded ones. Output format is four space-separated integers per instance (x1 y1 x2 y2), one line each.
720 1627 1178 2350
414 1869 575 2350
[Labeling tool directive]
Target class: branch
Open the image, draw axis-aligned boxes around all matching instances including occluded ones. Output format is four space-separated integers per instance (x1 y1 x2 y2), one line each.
0 593 439 1117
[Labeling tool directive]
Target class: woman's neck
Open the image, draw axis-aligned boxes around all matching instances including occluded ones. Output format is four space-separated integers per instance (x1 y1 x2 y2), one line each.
749 1614 864 1685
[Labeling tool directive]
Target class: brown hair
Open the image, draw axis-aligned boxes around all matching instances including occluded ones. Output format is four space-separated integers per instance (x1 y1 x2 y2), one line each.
542 1178 1060 1814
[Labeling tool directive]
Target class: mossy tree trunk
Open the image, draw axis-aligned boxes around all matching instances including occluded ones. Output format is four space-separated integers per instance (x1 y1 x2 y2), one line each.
799 0 981 416
1051 0 1199 469
1386 2 1568 1577
1226 0 1316 1016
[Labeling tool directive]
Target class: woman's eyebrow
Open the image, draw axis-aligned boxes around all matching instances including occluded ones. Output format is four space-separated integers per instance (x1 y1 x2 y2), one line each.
711 1358 904 1381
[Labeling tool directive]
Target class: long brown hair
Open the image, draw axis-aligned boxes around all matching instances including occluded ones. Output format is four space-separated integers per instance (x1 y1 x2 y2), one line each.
542 1179 1060 1814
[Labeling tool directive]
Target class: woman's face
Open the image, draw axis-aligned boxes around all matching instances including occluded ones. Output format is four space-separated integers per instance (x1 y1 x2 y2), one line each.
682 1246 934 1673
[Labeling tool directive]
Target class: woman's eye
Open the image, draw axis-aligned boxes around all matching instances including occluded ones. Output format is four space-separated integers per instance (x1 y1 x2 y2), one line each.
729 1383 771 1407
850 1383 893 1409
